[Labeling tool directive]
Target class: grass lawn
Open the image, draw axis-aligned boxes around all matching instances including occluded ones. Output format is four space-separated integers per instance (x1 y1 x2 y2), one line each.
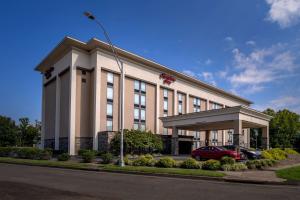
276 166 300 181
101 165 225 177
0 157 95 170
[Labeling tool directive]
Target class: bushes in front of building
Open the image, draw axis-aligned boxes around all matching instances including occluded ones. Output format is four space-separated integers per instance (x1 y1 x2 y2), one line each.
110 129 163 155
245 159 277 169
0 147 52 160
100 153 113 164
261 148 287 160
57 153 71 161
220 156 235 165
284 148 299 155
132 154 156 167
81 151 96 163
179 158 201 169
221 163 248 171
202 160 221 170
155 157 176 168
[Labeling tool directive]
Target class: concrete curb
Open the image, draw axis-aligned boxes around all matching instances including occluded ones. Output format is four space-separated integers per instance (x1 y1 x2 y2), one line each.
0 161 298 186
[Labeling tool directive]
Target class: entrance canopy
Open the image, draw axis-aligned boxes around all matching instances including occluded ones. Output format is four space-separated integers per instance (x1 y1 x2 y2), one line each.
160 106 272 155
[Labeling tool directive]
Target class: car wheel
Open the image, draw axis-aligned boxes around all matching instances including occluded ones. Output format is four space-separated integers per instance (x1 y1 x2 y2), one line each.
195 155 201 161
240 152 248 160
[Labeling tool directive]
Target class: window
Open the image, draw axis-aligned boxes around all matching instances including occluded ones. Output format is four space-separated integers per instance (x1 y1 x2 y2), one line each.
134 80 140 91
163 89 168 98
141 94 146 106
107 103 113 116
163 100 168 111
212 102 221 110
228 130 233 144
134 108 139 120
163 128 168 135
106 119 113 131
193 97 201 112
133 80 146 130
107 72 114 84
134 94 140 105
107 86 113 100
211 131 218 146
178 104 182 114
178 93 182 101
141 109 146 121
141 82 146 92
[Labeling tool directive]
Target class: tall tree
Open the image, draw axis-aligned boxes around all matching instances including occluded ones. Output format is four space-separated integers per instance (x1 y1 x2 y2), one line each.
264 109 300 148
18 118 40 146
0 116 18 146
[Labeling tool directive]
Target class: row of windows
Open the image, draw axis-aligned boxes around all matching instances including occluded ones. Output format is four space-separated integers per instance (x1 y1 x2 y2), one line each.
134 80 146 131
106 73 114 131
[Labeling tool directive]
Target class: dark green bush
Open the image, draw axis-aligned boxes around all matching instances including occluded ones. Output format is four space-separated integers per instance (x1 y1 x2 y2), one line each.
180 158 201 169
202 160 221 170
78 149 97 156
132 155 155 166
124 155 132 165
81 151 95 163
220 156 235 165
57 153 71 161
0 147 52 160
246 159 277 169
0 147 13 157
101 153 113 164
155 157 176 168
110 129 163 155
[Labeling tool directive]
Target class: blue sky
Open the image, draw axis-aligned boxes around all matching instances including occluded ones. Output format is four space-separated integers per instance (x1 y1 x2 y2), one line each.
0 0 300 121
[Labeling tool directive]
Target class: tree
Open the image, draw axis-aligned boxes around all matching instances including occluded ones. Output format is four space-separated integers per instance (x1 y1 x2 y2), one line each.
18 118 40 147
110 129 163 154
0 116 18 146
263 109 300 148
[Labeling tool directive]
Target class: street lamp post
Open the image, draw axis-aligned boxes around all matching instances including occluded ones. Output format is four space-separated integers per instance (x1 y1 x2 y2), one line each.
84 11 125 167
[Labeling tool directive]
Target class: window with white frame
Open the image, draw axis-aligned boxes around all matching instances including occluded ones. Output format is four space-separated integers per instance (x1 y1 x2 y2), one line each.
193 97 201 112
106 72 114 131
211 131 218 146
178 93 183 115
228 130 233 144
211 102 221 110
133 80 146 130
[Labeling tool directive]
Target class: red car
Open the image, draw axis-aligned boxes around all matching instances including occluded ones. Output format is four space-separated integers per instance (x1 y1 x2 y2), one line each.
191 146 241 160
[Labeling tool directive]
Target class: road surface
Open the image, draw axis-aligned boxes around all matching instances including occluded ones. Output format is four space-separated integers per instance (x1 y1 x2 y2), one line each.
0 163 299 200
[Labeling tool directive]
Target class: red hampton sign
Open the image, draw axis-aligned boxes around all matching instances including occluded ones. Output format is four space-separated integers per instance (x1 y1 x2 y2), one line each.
160 73 176 85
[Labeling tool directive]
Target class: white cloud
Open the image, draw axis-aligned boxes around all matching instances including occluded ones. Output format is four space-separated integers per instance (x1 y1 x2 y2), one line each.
225 36 233 41
254 96 300 114
205 59 213 65
182 70 196 78
246 40 256 46
228 43 298 94
266 0 300 28
199 72 217 86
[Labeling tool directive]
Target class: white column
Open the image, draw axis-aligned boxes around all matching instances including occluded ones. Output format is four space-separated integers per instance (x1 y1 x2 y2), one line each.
262 126 269 149
222 104 226 145
156 84 160 134
41 78 45 149
233 120 242 146
68 65 77 155
173 89 177 115
54 76 61 150
93 65 102 150
172 126 179 155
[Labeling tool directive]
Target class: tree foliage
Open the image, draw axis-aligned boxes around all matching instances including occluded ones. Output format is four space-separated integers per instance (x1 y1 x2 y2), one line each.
0 115 40 147
110 129 163 154
263 109 300 148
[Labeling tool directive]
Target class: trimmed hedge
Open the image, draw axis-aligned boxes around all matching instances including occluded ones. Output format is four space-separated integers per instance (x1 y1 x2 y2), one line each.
100 153 113 164
220 156 235 165
81 151 95 163
221 163 248 171
0 147 52 160
246 159 276 169
202 160 221 170
261 148 287 160
57 153 70 161
180 158 201 169
284 148 299 155
132 154 155 166
155 157 176 168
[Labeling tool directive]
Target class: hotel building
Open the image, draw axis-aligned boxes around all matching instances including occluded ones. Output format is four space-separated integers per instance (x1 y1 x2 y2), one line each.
36 37 271 155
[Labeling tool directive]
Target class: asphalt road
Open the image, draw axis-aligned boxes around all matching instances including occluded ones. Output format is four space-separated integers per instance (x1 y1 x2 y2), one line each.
0 163 299 200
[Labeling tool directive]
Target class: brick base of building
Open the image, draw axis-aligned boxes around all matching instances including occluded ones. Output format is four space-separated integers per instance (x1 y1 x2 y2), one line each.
44 139 55 149
75 137 93 152
98 131 117 152
59 137 68 152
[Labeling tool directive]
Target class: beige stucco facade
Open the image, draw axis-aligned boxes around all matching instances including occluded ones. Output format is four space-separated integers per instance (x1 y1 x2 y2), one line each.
36 37 270 155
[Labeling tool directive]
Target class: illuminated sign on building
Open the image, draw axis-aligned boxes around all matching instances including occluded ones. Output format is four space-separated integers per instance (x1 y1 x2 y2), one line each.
160 73 176 85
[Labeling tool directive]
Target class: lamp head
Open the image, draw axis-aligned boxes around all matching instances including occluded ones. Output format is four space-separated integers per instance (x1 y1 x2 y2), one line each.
84 11 95 20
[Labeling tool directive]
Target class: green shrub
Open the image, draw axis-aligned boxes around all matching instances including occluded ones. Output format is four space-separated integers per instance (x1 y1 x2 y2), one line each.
81 151 95 163
284 148 299 155
36 149 52 160
101 153 113 164
220 156 235 165
246 159 276 169
132 155 155 166
261 151 273 159
57 153 71 161
78 149 97 156
231 163 248 171
124 155 132 165
0 147 13 157
221 164 232 171
263 148 287 160
245 160 256 169
202 160 221 170
180 158 201 169
155 157 176 168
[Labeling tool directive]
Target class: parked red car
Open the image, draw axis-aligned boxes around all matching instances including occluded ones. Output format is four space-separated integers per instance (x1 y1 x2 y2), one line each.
191 146 241 160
